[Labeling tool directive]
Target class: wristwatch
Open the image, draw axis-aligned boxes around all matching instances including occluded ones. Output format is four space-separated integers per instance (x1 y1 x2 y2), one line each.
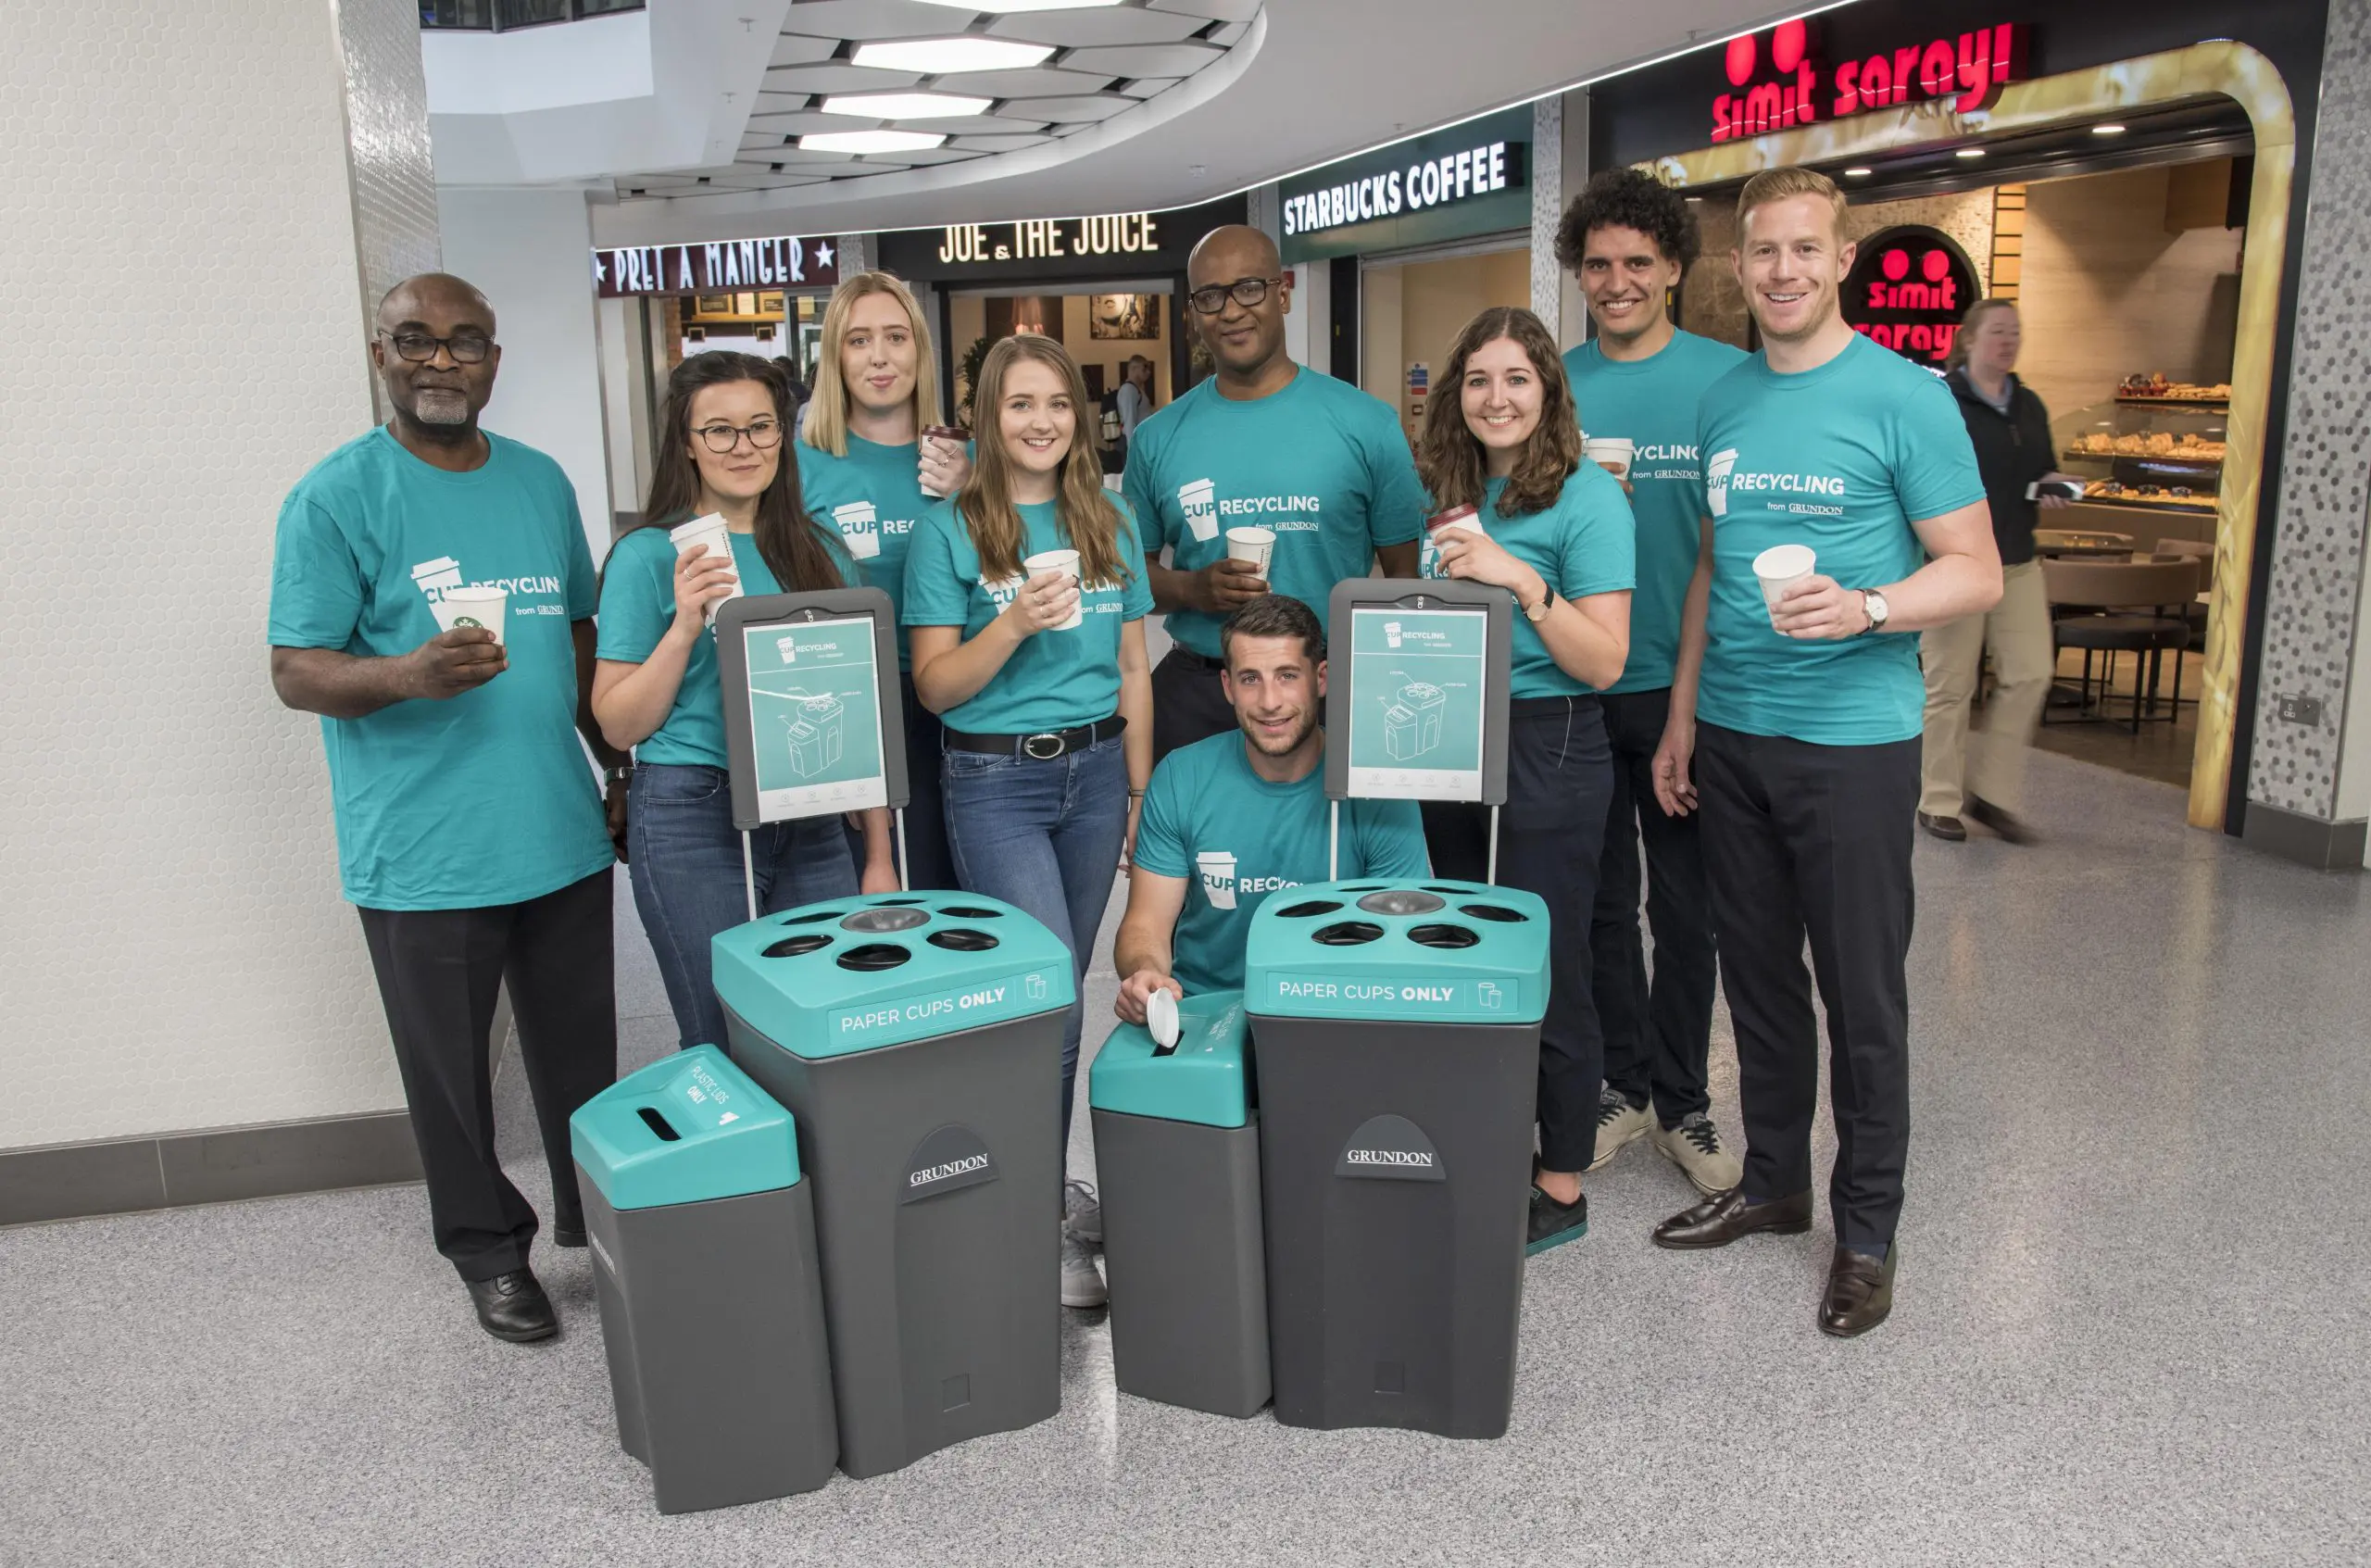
1861 589 1890 633
1524 587 1555 623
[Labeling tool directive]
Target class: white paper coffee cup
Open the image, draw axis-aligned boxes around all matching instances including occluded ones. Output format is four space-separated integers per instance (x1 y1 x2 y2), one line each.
1024 547 1085 631
1225 526 1274 576
1583 436 1635 480
670 512 743 625
1753 544 1818 628
432 585 508 643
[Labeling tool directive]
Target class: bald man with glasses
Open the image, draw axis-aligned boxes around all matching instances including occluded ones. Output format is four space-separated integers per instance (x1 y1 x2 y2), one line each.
1123 226 1427 759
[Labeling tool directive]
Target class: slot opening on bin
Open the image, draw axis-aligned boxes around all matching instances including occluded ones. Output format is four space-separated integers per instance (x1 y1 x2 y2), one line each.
837 943 912 971
1408 923 1479 949
635 1106 681 1142
842 907 930 934
1459 904 1527 923
764 935 833 958
937 905 1005 919
928 929 999 952
783 909 840 926
1274 899 1343 919
1356 890 1445 916
1311 922 1385 947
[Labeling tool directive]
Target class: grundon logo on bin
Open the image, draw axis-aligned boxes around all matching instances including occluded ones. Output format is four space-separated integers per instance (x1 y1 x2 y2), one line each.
900 1123 999 1204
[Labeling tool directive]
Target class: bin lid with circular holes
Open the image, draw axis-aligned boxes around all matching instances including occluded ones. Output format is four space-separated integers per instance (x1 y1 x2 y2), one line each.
711 893 1075 1060
1243 879 1550 1025
570 1046 799 1211
1088 990 1253 1129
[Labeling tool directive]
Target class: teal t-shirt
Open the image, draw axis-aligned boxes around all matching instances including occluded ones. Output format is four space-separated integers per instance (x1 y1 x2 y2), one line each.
1426 469 1636 699
267 426 611 911
595 523 856 769
1695 333 1986 746
794 433 937 670
900 495 1153 734
1123 367 1425 658
1133 733 1429 994
1564 329 1750 693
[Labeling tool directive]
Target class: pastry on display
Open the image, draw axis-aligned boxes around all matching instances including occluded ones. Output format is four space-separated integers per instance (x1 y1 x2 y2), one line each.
2116 372 2231 402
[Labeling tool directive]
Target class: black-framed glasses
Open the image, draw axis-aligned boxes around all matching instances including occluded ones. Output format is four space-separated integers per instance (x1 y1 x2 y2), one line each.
695 419 784 454
378 330 495 364
1187 276 1285 315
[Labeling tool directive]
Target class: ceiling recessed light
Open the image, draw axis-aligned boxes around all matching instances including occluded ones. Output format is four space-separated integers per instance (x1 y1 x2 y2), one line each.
821 91 993 119
799 130 949 155
1955 147 1987 159
916 0 1121 9
852 38 1055 75
1843 166 1873 177
2093 122 2127 135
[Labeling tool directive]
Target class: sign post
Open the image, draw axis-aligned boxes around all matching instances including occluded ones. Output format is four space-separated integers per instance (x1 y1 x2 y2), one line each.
714 589 910 915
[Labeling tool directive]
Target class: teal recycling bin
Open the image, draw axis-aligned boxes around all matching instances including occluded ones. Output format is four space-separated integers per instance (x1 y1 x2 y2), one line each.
571 1046 835 1513
1088 990 1268 1418
1244 879 1551 1437
712 893 1074 1480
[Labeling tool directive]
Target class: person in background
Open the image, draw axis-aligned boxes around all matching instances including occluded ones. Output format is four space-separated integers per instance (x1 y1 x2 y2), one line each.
1650 168 2000 1337
268 273 624 1345
1115 593 1427 1020
1558 167 1749 1197
593 352 897 1055
904 333 1155 1311
1124 225 1426 760
1415 306 1635 1257
1115 354 1154 443
797 271 972 888
1919 298 2078 846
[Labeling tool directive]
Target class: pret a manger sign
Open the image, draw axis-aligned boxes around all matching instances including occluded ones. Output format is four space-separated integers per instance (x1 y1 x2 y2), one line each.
1711 19 2030 142
594 236 839 298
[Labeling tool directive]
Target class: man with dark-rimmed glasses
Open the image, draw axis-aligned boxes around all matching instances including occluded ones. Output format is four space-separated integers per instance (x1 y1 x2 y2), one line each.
268 273 627 1346
1123 225 1426 759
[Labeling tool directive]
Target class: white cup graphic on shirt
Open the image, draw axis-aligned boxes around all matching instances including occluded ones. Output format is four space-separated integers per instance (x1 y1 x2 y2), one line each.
1197 850 1238 909
432 584 508 644
1178 479 1220 543
1753 544 1818 630
1023 548 1085 630
832 501 881 560
670 512 743 627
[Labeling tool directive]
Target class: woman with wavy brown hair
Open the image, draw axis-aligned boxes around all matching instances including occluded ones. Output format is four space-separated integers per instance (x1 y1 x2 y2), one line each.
1414 305 1635 1256
901 332 1154 1311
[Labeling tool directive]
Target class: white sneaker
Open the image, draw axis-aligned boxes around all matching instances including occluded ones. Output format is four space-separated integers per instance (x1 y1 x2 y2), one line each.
1588 1087 1652 1171
1062 1178 1101 1246
1060 1228 1107 1309
1652 1111 1744 1195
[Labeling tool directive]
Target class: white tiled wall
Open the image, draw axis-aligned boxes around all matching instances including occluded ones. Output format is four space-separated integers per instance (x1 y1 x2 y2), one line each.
0 0 435 1148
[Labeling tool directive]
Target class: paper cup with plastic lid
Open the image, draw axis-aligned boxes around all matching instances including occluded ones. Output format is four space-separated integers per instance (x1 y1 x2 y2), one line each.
1753 544 1818 628
920 425 969 497
1225 526 1274 577
433 585 508 643
1147 987 1181 1051
1024 547 1085 630
670 513 744 626
1583 436 1636 481
1421 503 1485 578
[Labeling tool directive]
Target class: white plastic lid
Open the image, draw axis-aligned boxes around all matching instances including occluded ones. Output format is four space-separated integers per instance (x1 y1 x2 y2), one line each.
1147 988 1180 1049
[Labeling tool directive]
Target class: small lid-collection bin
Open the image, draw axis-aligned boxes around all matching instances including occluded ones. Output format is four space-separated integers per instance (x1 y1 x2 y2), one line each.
1243 880 1550 1026
1089 990 1252 1128
571 1045 799 1210
711 893 1075 1061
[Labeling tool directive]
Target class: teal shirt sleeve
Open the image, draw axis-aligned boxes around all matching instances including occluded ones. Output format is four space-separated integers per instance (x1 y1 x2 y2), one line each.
1354 797 1431 879
561 489 597 619
267 494 363 649
1116 495 1154 619
1121 423 1164 553
1562 467 1637 599
596 529 674 663
1131 759 1191 880
1891 373 1987 521
899 506 972 626
1361 405 1427 548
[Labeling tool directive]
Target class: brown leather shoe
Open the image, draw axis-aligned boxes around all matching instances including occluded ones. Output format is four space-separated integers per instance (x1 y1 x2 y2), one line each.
1650 1187 1813 1249
1819 1245 1896 1337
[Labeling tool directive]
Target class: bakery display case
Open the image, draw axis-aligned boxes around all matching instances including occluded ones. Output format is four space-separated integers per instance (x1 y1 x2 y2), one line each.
2053 379 2227 515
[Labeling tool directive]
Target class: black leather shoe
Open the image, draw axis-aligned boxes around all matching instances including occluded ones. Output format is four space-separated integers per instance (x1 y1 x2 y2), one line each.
1651 1187 1813 1249
467 1269 558 1343
1965 796 2034 845
1820 1245 1896 1337
1917 811 1966 842
552 1223 587 1248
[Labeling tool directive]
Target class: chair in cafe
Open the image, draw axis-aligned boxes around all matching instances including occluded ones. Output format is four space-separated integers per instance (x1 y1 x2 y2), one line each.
2151 536 2214 657
2039 557 2204 734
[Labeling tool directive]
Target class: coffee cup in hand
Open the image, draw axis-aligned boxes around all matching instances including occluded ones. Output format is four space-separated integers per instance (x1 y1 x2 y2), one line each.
920 425 968 498
1583 437 1635 482
669 513 742 626
1421 504 1484 579
432 585 508 644
1752 544 1817 630
1224 526 1274 577
1024 547 1085 630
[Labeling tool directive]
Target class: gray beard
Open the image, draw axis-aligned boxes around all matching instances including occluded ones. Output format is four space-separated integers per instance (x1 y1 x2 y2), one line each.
411 389 472 426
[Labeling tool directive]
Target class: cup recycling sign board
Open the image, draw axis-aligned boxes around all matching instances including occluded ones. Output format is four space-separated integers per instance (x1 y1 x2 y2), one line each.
742 615 887 819
1344 606 1489 800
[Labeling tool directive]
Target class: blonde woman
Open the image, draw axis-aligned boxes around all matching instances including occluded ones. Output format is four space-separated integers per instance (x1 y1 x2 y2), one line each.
902 334 1154 1311
797 270 971 885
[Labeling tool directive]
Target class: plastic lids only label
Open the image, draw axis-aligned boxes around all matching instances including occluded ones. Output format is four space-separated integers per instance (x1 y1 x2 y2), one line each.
1268 975 1511 1011
901 1123 998 1205
667 1059 745 1130
833 968 1057 1040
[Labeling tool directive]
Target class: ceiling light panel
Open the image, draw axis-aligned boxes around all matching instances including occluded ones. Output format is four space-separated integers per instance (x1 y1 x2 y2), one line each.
852 37 1056 74
800 129 951 154
821 91 994 119
926 67 1113 98
784 1 994 41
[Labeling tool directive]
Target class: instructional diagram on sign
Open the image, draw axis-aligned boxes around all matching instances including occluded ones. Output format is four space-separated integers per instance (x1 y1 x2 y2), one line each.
1346 608 1487 800
741 614 889 819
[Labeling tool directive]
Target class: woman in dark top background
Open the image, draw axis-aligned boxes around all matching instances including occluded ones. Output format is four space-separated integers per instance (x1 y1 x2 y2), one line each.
1918 298 2081 846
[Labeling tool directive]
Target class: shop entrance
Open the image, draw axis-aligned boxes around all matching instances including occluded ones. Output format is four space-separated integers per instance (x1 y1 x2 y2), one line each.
946 284 1179 474
1357 235 1532 445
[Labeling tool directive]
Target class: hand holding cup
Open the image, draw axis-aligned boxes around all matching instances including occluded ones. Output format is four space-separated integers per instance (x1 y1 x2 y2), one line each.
405 626 507 698
1007 557 1082 637
671 539 741 635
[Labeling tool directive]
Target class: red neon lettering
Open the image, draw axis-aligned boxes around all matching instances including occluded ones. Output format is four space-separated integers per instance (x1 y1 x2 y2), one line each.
1834 59 1861 116
1745 82 1783 136
1919 40 1956 98
1891 45 1921 105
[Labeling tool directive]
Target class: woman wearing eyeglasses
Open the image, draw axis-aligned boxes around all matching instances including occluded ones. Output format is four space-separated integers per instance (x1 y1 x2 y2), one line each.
593 351 898 1053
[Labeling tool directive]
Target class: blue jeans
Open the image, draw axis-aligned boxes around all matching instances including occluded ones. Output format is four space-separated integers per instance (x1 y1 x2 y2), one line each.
628 762 858 1052
941 734 1129 1147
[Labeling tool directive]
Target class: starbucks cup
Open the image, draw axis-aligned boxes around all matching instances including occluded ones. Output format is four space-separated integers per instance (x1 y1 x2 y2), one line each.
1225 526 1274 577
670 512 742 626
920 425 968 498
1024 547 1085 631
1753 544 1818 628
433 584 508 643
1421 503 1484 579
1583 436 1636 482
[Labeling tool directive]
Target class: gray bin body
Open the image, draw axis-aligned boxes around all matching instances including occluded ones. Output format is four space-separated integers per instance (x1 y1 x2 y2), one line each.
1249 1015 1537 1436
725 1007 1064 1479
581 1177 837 1512
1091 1107 1270 1418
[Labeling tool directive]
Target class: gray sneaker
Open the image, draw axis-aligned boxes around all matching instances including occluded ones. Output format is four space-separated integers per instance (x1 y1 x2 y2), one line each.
1588 1086 1653 1171
1060 1227 1107 1309
1652 1111 1744 1195
1062 1177 1102 1245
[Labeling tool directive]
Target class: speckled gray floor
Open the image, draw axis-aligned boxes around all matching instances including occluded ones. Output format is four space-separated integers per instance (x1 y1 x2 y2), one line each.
5 750 2369 1565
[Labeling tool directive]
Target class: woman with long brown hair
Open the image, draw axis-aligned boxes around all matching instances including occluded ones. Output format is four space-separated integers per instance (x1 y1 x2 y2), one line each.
902 332 1154 1311
593 350 897 1052
1414 305 1635 1256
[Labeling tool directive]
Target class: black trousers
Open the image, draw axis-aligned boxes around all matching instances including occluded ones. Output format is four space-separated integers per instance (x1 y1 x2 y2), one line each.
1695 722 1917 1249
1150 646 1237 763
1423 696 1614 1173
358 870 618 1282
845 670 958 891
1591 687 1718 1126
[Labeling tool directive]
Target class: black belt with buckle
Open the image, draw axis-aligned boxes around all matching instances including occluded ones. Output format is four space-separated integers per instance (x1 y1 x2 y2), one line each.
1163 646 1225 671
943 714 1127 760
